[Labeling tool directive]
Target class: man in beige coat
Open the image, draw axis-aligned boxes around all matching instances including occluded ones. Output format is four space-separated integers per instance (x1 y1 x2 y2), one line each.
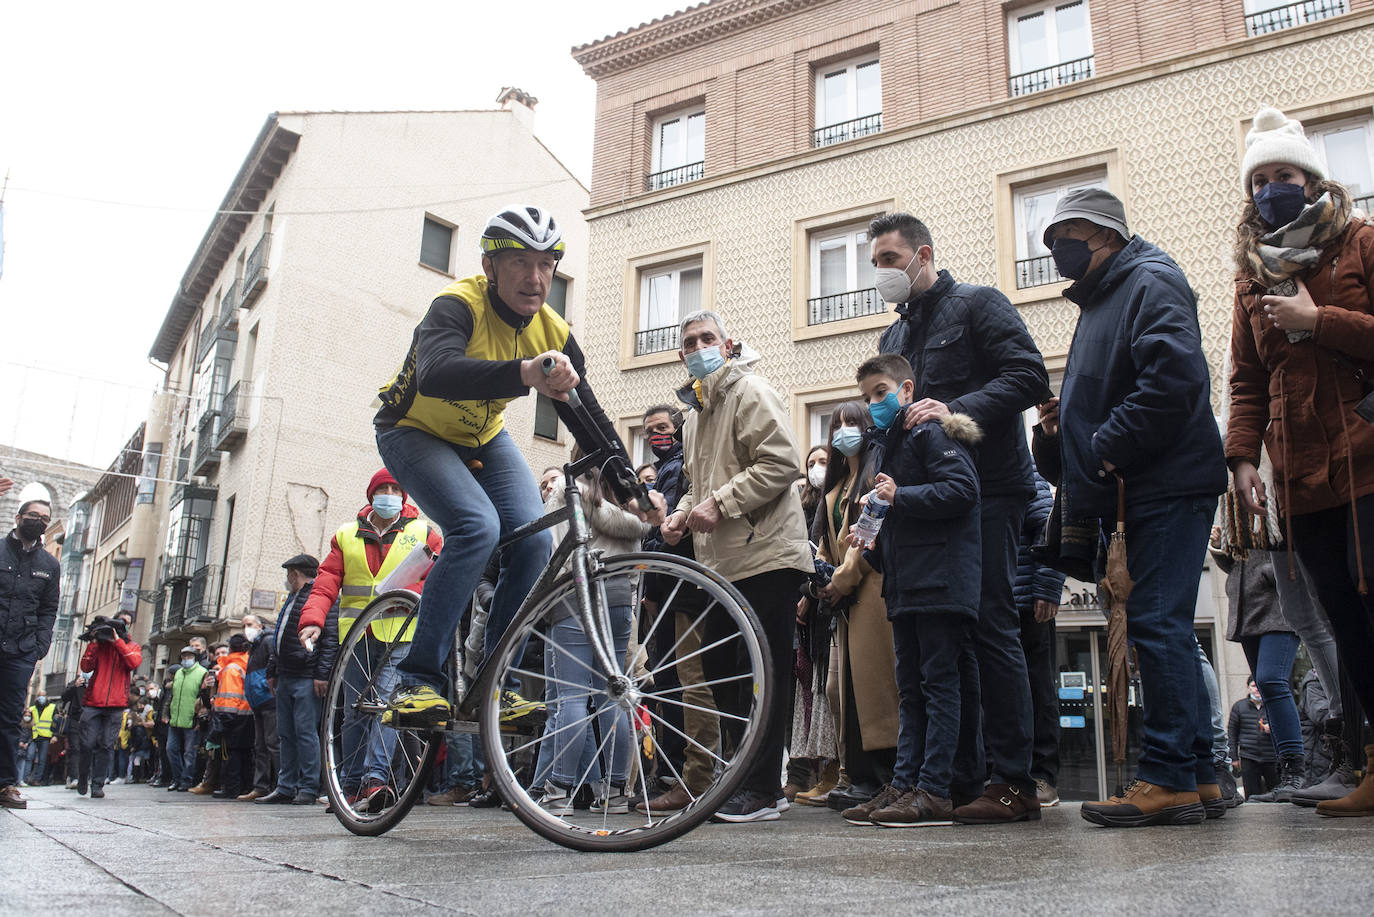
662 309 813 823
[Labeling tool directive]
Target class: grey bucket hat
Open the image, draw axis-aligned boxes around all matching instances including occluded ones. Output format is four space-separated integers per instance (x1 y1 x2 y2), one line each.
1043 188 1130 247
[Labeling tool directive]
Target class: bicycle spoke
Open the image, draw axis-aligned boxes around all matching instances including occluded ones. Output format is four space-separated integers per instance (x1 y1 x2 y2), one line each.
642 705 730 769
640 627 741 684
638 672 753 697
505 703 604 758
508 666 601 695
643 693 749 723
637 579 684 664
642 603 717 680
531 627 616 683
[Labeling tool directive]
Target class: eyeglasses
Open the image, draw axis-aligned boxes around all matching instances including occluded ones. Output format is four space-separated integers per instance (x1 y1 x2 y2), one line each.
20 513 50 524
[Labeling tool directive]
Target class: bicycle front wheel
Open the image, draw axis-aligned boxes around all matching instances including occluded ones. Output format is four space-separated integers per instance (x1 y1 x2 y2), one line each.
481 553 771 852
321 589 440 836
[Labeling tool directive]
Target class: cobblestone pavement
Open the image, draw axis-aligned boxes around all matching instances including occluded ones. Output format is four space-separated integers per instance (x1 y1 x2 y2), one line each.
4 784 1373 915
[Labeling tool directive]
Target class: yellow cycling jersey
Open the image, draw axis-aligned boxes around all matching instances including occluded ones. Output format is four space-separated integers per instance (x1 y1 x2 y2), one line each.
376 274 570 447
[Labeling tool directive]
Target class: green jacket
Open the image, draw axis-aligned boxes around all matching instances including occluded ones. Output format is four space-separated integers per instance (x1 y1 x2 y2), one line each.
169 662 206 729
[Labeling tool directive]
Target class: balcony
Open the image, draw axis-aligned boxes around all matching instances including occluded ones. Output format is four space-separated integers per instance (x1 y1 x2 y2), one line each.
241 233 271 308
214 380 251 450
645 161 704 192
1009 56 1095 98
807 288 885 325
164 582 189 631
812 113 883 149
634 325 680 356
1245 0 1347 35
192 409 220 475
1015 255 1063 290
149 589 167 636
1355 192 1373 215
219 280 240 331
185 565 222 623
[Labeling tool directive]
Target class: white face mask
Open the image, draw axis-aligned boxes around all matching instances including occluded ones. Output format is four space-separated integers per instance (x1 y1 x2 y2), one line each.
874 250 919 304
244 627 261 642
807 465 827 489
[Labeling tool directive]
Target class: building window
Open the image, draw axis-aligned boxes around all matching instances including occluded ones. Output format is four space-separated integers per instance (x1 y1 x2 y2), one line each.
420 216 454 273
807 399 850 452
1012 171 1108 289
635 260 701 356
647 110 705 192
1008 1 1094 97
1311 115 1374 212
813 58 881 148
1244 0 1348 36
534 275 570 440
807 223 880 325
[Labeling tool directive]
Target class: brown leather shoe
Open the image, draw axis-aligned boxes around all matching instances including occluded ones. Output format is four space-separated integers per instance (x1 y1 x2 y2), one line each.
872 788 955 828
954 783 1041 824
1317 745 1374 817
0 785 27 809
1197 783 1226 820
795 760 841 806
237 789 265 801
635 782 693 814
841 784 902 826
188 783 214 796
1081 779 1204 827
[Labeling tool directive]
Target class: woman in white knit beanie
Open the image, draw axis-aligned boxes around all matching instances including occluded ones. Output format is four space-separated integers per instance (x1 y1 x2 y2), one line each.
1225 105 1374 817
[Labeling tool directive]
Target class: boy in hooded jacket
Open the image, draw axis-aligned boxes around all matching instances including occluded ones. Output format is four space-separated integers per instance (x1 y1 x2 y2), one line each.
840 353 983 828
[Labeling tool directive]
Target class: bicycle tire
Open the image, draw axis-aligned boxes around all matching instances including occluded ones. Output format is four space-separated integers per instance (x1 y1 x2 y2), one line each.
321 589 441 837
481 553 772 852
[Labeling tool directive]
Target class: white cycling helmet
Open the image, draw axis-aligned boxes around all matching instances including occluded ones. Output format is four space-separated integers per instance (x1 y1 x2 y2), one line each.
479 205 564 260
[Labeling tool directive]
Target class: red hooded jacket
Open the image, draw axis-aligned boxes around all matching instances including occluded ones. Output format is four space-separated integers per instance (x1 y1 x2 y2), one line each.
80 637 143 708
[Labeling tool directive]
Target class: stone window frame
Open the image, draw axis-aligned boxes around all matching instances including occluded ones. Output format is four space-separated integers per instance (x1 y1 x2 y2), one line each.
995 149 1125 307
790 199 898 343
790 381 862 462
419 213 456 277
619 240 715 371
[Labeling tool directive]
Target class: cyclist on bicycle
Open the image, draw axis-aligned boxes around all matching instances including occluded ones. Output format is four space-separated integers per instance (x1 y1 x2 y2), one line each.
299 205 664 728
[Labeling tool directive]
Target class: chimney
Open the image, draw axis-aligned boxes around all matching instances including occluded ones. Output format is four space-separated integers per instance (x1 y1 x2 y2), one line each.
496 86 538 131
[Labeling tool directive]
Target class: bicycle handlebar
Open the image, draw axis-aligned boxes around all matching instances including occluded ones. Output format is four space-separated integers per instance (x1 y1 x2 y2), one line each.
541 357 654 514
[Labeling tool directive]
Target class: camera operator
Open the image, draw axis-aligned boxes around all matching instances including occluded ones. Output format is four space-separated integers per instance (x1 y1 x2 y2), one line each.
75 611 142 798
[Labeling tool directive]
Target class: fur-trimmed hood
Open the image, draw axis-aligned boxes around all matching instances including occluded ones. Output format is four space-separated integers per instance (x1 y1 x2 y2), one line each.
940 412 983 447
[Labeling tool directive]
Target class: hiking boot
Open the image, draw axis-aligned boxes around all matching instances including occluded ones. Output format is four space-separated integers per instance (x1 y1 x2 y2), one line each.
427 786 477 806
636 782 693 814
954 783 1041 824
499 690 545 723
711 789 780 823
1197 783 1227 820
1080 779 1204 827
872 788 955 828
1035 778 1060 807
1317 745 1374 818
841 783 902 826
1293 734 1357 807
1214 760 1243 808
0 786 27 809
382 685 451 728
795 761 840 807
1251 755 1305 803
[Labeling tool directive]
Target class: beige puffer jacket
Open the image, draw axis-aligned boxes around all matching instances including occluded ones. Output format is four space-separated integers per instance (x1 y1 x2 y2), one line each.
676 360 813 584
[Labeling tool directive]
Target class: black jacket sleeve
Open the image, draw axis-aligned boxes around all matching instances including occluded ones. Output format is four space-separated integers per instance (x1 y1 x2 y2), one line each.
945 288 1053 426
1228 701 1242 762
414 295 528 402
35 558 60 659
314 601 340 682
552 333 638 500
892 427 981 520
1031 426 1062 486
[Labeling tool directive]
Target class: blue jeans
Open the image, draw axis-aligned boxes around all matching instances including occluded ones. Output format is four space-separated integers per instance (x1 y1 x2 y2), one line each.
546 604 634 788
1193 639 1228 765
440 733 483 791
1241 633 1303 759
377 425 550 691
341 640 408 787
891 613 970 799
276 676 321 797
167 726 198 788
1124 497 1214 791
22 738 49 783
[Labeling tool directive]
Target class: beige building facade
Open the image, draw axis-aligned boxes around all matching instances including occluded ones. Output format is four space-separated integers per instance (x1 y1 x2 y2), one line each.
142 96 590 665
574 0 1374 796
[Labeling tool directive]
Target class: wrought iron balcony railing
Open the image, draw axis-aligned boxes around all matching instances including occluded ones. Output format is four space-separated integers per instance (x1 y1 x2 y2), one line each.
812 113 883 149
214 380 251 450
241 233 271 308
192 411 221 474
1245 0 1346 36
807 288 885 325
1015 255 1063 290
186 565 222 623
634 325 681 356
219 280 240 330
1009 55 1095 97
1354 193 1373 215
645 161 705 192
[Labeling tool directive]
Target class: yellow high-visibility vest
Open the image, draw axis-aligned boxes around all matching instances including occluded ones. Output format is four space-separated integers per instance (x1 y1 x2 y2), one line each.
28 703 56 739
336 517 429 642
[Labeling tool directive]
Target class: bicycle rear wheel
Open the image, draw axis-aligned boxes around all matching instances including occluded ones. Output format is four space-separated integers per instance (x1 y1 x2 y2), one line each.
481 553 771 852
322 590 440 836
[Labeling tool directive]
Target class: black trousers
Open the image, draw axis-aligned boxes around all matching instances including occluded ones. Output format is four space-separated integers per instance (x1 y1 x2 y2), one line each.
0 652 36 788
1240 757 1277 797
702 568 803 799
78 707 122 789
1018 606 1060 785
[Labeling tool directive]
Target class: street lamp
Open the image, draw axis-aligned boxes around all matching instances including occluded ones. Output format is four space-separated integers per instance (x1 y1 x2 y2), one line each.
110 548 164 604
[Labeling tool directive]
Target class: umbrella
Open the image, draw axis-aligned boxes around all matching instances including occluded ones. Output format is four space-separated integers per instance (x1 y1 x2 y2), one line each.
1098 477 1133 790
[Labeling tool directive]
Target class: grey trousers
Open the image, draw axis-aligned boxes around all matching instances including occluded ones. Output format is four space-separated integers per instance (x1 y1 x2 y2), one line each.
1272 551 1342 716
252 707 280 793
1194 639 1227 764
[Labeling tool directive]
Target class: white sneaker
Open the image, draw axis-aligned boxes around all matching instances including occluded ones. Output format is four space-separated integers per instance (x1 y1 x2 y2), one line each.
591 785 631 815
540 782 573 817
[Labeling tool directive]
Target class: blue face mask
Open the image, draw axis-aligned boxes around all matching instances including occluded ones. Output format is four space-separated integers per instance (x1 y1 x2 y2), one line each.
868 391 904 430
371 493 403 520
1254 181 1307 228
684 346 726 380
831 426 864 456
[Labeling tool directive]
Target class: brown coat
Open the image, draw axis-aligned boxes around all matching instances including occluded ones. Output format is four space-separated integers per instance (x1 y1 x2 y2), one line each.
818 474 898 751
1227 220 1374 516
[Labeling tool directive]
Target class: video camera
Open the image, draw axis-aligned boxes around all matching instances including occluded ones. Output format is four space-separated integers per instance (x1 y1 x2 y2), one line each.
78 614 127 643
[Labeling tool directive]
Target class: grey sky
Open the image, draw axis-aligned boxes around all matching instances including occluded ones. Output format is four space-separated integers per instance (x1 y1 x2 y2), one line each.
0 0 683 472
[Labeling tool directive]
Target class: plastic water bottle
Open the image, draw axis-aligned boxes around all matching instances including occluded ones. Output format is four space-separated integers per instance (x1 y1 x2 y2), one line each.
852 491 889 549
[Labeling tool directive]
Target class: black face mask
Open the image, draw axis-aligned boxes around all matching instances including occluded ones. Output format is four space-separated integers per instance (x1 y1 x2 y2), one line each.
1254 181 1307 228
1050 227 1110 282
17 518 47 542
648 432 677 458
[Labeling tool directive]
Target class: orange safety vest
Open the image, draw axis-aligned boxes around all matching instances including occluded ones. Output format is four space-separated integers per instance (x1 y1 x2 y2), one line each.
212 653 251 714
